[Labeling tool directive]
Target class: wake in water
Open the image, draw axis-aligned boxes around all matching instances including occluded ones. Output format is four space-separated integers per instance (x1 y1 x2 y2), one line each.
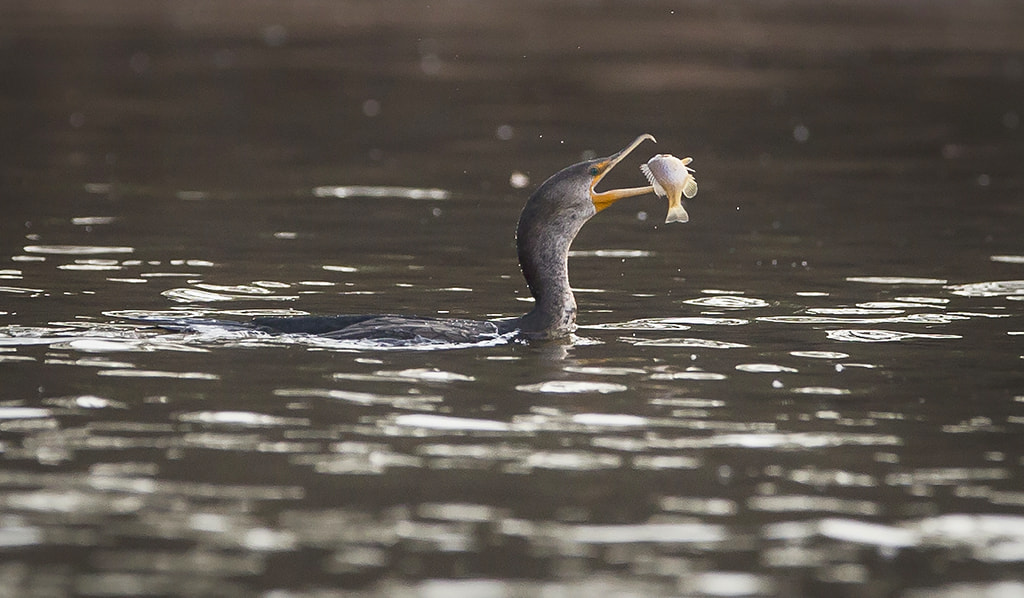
0 310 518 353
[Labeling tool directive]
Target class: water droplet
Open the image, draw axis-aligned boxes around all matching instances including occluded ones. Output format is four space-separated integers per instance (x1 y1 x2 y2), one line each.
509 171 530 188
793 124 810 143
420 53 442 75
361 99 381 117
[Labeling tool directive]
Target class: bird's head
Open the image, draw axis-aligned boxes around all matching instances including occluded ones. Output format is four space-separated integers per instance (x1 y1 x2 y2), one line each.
588 133 658 213
523 134 657 227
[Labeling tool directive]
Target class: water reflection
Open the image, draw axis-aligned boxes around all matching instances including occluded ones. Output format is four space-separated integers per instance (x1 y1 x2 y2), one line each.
22 245 136 256
0 370 1022 593
948 280 1024 297
515 381 628 394
312 185 451 201
162 286 300 303
5 387 1022 594
2 239 1024 593
583 316 748 330
684 296 771 309
625 337 748 348
824 329 962 343
3 1 1024 595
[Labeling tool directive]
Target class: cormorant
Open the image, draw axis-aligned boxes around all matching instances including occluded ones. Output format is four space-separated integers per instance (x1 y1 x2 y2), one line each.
140 134 661 345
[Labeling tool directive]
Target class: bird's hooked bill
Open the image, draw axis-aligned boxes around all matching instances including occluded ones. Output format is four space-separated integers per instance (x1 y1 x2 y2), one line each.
590 133 658 213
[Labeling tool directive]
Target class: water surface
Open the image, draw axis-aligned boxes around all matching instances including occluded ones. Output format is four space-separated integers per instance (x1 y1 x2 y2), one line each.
1 1 1023 596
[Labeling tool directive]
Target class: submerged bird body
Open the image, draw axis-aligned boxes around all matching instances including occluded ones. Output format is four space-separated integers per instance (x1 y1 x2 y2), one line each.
139 135 662 345
253 315 505 344
144 313 505 345
641 154 698 224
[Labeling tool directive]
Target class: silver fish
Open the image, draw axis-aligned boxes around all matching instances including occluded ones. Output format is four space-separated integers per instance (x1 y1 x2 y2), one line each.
641 154 698 223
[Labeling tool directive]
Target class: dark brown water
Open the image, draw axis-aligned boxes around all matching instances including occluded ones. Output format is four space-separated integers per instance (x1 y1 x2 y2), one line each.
2 1 1023 596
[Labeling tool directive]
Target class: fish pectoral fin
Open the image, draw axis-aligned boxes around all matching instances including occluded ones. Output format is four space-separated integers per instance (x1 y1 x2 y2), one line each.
640 164 667 197
682 177 698 199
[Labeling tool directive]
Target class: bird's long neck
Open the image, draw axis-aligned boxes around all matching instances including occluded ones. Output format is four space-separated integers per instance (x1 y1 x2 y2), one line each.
514 199 592 338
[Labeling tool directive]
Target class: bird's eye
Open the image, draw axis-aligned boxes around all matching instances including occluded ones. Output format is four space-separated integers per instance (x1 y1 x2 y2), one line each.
588 167 600 176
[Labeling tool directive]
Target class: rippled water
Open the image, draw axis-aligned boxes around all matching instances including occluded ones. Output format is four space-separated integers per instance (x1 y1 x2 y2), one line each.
2 1 1024 596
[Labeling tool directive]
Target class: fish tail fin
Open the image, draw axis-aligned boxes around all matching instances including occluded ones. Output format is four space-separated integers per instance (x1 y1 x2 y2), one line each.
665 194 689 223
